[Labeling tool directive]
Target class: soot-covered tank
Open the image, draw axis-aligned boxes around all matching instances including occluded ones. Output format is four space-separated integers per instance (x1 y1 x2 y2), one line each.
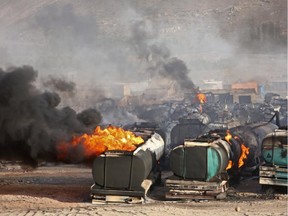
230 122 278 170
91 130 164 199
169 113 210 150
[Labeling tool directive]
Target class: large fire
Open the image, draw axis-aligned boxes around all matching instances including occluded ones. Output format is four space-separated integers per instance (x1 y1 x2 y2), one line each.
57 125 144 160
224 131 250 170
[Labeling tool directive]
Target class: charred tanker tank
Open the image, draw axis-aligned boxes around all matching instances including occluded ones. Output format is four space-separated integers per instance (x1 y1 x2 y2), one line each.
229 122 279 171
169 113 210 150
169 122 278 182
161 112 210 170
91 129 165 203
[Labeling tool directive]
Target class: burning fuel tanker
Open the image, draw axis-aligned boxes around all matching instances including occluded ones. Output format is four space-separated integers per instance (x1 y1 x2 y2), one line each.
57 125 164 199
90 126 165 197
169 122 278 181
57 125 146 161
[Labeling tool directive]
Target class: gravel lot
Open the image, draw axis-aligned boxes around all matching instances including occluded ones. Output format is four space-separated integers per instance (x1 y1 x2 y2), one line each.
0 164 287 216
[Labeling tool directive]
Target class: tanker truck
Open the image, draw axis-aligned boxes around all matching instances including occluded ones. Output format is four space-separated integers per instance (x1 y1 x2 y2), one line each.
259 128 288 188
166 121 278 199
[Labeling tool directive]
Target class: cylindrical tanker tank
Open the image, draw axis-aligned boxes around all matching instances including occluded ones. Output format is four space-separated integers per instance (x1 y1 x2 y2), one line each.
262 129 287 167
92 132 164 190
169 113 210 150
160 114 210 170
169 135 232 181
230 122 278 170
169 122 279 182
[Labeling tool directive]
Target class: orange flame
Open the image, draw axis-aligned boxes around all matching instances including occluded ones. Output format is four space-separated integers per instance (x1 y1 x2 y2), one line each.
224 131 249 170
57 125 144 160
226 160 233 170
196 93 207 104
238 144 250 168
225 130 232 143
225 130 233 170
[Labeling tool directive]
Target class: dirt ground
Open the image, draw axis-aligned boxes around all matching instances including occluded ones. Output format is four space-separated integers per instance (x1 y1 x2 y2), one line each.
0 163 287 216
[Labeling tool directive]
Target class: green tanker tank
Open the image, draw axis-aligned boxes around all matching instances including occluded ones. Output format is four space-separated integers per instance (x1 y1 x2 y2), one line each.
259 129 288 187
262 129 287 166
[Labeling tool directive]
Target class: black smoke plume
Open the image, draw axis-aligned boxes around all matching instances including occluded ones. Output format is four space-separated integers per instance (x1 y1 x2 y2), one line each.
0 66 102 167
42 76 76 96
162 57 196 91
130 21 197 93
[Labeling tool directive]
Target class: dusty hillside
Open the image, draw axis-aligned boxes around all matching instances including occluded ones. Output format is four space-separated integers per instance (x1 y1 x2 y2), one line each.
0 0 286 100
0 0 286 43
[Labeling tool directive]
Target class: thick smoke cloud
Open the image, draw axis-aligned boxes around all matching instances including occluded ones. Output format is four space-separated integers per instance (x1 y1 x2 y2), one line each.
0 66 102 166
